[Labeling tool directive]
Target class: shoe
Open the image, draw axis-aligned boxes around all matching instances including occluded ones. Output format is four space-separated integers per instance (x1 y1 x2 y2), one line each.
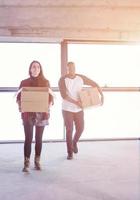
22 157 30 172
67 154 73 160
73 143 78 153
34 156 41 170
22 166 29 173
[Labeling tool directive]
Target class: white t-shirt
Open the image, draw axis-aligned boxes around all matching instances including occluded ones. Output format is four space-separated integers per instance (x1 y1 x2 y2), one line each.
62 75 83 112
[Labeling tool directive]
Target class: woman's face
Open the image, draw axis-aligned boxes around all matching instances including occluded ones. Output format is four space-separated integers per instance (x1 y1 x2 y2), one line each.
30 62 41 77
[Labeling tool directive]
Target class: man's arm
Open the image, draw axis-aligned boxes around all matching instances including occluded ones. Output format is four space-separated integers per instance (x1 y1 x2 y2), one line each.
79 74 104 105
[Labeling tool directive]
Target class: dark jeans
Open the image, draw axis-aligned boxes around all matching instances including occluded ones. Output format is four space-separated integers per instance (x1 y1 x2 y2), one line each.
62 110 84 155
23 121 45 158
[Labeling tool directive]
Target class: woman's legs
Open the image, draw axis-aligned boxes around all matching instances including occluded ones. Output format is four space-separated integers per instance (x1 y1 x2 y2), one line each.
23 121 34 172
35 126 44 156
34 126 45 170
23 122 34 158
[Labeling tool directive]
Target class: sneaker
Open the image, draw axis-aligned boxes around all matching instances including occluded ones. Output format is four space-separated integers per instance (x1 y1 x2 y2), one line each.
73 143 78 153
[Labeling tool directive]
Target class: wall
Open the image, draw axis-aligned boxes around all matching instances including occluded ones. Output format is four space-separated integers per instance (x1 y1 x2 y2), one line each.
1 0 140 42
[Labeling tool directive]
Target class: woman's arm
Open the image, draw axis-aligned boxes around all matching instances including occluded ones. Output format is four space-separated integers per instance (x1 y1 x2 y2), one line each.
16 82 23 112
47 80 54 106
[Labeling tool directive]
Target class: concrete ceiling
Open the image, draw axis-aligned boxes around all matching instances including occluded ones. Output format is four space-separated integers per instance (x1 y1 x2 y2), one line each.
0 0 140 42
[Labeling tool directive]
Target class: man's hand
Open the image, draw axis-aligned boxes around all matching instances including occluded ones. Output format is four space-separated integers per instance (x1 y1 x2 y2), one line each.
75 100 83 108
100 94 104 105
64 96 83 108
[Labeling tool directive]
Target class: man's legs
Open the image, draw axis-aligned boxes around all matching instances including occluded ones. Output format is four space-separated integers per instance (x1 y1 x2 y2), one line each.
73 111 84 153
62 110 74 159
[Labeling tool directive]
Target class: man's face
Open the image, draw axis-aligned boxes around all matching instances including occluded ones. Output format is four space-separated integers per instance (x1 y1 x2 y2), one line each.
67 63 75 76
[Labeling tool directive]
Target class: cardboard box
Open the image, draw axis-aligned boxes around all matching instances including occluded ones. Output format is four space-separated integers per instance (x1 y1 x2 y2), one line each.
21 87 49 112
79 87 101 108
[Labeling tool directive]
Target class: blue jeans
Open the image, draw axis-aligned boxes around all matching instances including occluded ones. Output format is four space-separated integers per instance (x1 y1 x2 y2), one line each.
62 110 84 155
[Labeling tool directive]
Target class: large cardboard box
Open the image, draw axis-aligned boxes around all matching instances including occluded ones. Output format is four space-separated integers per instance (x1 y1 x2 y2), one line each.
79 87 101 108
21 87 49 112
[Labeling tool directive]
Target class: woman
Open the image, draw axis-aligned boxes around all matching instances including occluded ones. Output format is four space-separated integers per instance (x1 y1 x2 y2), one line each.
17 60 53 172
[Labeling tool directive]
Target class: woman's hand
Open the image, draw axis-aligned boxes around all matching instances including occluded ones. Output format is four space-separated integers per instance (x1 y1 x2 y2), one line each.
17 100 21 112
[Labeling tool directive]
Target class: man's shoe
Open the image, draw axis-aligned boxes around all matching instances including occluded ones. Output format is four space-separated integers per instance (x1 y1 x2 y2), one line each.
67 154 73 160
73 143 78 154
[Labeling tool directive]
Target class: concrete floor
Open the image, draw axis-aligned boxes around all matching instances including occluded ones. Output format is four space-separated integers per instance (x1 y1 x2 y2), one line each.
0 140 140 200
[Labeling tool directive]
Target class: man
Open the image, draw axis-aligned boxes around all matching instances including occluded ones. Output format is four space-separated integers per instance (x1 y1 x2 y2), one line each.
59 62 104 160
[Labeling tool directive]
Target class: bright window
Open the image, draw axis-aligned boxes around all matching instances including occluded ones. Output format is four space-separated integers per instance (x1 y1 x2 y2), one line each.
0 42 140 141
0 92 64 141
0 43 61 87
68 44 140 87
0 42 62 141
68 43 140 139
